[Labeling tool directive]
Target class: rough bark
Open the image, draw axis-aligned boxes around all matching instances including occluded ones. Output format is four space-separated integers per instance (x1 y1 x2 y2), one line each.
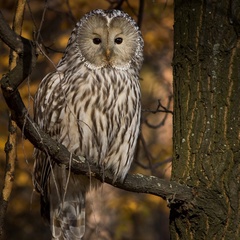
171 0 240 239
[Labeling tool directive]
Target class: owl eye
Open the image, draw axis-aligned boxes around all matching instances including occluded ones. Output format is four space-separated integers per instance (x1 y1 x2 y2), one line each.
114 37 123 44
93 38 101 44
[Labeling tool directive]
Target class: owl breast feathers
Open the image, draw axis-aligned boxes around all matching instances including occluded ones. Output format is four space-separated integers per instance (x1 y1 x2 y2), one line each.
33 9 144 240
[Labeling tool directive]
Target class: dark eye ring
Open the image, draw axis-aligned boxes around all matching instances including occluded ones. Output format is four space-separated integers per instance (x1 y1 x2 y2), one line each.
93 38 101 44
115 37 123 44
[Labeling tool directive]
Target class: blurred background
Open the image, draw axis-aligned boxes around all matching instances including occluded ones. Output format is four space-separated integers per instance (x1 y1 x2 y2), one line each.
0 0 173 239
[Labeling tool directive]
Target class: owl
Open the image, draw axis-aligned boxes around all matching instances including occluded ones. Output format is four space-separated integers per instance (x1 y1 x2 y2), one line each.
33 9 144 239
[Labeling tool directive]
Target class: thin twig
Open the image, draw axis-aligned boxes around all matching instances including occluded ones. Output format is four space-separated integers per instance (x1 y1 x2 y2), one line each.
139 132 154 173
107 0 125 10
135 156 172 170
142 97 173 129
65 0 76 23
137 0 145 28
142 97 173 114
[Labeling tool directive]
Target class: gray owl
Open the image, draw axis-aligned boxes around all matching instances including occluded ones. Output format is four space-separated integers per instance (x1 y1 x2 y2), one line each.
33 9 144 239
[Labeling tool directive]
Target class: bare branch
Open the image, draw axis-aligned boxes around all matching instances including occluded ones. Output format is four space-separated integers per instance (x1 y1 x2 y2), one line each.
0 13 37 93
138 132 154 172
142 97 173 114
0 2 26 239
142 97 173 129
107 0 125 10
0 11 25 54
137 0 145 28
0 119 17 240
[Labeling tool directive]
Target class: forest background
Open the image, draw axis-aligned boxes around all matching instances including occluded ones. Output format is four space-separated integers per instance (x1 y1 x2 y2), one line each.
0 0 173 239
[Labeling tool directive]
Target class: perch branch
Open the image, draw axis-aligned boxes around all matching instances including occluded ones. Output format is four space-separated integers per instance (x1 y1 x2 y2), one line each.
0 10 194 205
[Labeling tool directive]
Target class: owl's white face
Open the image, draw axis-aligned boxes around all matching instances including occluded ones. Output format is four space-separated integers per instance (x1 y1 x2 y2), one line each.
77 14 141 70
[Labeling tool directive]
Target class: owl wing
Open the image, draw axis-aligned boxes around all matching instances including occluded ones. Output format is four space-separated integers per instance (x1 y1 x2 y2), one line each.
33 71 65 219
33 71 87 239
33 71 65 192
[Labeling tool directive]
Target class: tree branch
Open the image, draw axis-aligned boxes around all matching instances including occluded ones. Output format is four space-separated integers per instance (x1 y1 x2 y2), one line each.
0 10 194 205
0 2 27 239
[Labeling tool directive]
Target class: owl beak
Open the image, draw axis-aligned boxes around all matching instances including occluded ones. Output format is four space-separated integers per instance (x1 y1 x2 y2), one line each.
106 49 111 61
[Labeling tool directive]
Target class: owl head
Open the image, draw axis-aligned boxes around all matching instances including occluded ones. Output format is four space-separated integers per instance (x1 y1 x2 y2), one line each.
59 9 144 72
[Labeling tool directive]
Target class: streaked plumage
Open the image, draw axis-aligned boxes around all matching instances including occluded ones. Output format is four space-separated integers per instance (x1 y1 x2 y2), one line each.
33 9 144 239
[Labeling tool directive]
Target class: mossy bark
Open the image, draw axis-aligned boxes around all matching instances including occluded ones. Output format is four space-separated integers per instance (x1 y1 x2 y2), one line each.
171 0 240 239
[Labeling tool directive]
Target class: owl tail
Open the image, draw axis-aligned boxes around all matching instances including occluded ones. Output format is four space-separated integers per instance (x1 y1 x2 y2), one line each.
49 166 87 240
50 197 86 240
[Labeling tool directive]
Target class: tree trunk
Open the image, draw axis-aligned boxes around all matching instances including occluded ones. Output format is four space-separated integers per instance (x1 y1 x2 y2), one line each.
171 0 240 239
